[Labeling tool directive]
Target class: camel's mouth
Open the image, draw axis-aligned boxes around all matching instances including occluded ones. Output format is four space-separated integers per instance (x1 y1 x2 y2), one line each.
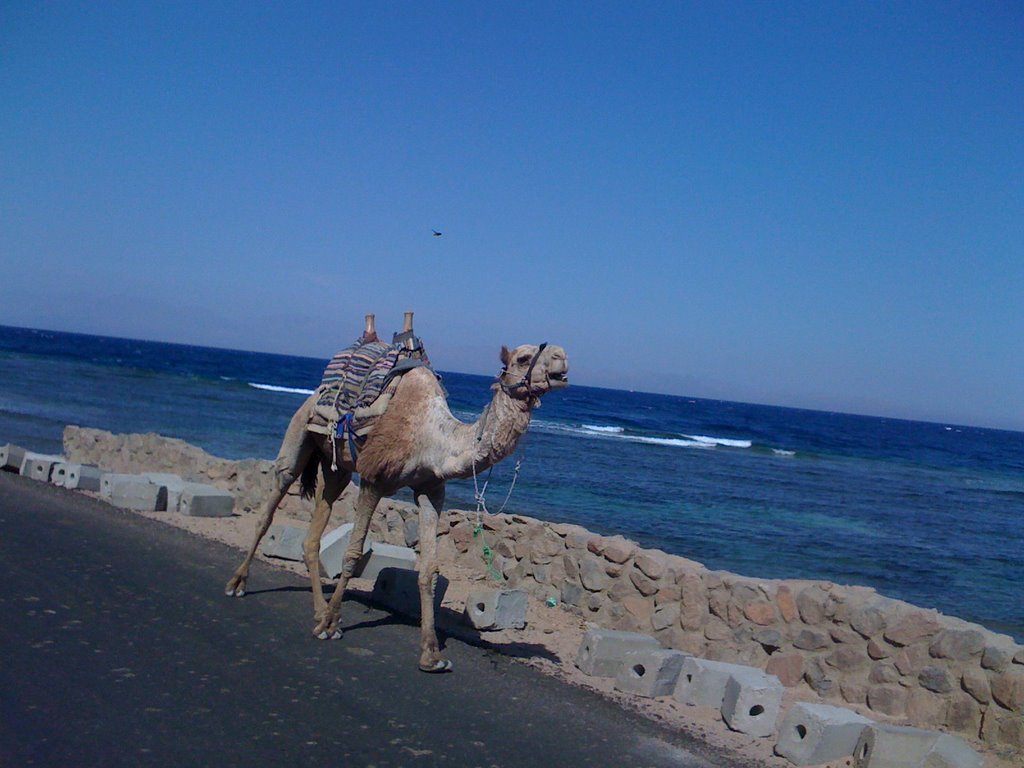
547 371 569 388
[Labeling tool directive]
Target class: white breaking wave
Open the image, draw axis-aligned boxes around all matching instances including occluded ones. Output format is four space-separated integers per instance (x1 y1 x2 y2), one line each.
684 434 753 449
533 421 752 451
632 436 717 449
248 382 316 396
773 448 796 457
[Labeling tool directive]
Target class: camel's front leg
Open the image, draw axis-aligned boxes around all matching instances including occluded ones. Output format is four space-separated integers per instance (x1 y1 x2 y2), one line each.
415 483 450 672
314 481 381 639
305 463 351 638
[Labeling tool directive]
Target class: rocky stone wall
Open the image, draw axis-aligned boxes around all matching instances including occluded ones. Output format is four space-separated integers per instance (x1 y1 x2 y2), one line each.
63 427 1023 754
424 510 1023 754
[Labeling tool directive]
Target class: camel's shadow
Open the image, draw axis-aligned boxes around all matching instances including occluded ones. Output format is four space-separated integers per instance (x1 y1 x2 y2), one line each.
242 585 310 596
240 582 561 665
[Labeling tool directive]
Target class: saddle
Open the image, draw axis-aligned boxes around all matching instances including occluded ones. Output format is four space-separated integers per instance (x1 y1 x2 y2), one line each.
308 330 436 467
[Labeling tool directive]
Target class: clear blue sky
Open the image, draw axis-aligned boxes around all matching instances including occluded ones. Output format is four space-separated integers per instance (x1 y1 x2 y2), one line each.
2 3 1022 430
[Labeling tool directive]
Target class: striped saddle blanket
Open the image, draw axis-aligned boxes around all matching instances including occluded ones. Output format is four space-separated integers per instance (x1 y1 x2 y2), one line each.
310 334 434 457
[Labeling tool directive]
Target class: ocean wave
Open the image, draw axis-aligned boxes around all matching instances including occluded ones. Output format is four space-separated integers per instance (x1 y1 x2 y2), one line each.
684 434 753 449
248 382 316 396
534 421 753 451
773 449 797 457
631 436 718 449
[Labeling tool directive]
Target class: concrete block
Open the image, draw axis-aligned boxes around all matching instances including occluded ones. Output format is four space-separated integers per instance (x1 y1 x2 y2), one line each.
68 464 104 492
464 589 528 630
19 452 63 482
855 725 937 768
261 524 307 561
104 475 168 511
575 628 661 678
921 734 983 768
319 523 371 578
101 473 138 498
51 462 71 486
614 648 689 698
143 473 186 510
674 657 755 708
721 667 784 738
854 724 980 768
179 483 234 517
774 702 872 766
358 541 418 582
1 443 27 472
52 463 103 491
370 567 448 619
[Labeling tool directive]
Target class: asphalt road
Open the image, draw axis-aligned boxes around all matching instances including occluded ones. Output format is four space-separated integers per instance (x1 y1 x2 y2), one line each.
0 471 749 768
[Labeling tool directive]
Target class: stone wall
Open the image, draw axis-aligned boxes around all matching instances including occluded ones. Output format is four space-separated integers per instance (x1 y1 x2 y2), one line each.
63 426 1024 754
425 511 1023 754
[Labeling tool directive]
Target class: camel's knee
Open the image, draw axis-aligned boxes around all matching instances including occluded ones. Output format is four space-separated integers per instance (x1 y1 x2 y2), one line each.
274 466 297 491
417 564 439 590
303 539 321 566
339 551 363 578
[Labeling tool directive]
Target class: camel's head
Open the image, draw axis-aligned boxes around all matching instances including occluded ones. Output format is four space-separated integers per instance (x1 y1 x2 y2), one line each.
495 343 569 401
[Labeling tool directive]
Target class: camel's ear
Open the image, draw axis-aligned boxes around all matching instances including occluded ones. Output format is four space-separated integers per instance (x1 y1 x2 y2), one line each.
500 345 511 367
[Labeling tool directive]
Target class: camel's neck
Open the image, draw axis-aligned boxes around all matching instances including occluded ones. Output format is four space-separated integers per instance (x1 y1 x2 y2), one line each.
442 387 535 479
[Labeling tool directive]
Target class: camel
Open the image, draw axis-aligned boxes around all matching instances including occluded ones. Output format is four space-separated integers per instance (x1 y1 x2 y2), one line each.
225 313 569 672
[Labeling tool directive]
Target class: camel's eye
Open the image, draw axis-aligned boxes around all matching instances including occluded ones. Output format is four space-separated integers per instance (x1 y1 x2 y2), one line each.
516 354 532 365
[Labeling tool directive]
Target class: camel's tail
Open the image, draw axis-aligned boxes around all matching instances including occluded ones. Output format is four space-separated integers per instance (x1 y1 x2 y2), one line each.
299 453 320 500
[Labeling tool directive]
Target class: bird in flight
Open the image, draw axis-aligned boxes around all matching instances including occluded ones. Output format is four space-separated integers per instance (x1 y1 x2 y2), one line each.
432 229 442 237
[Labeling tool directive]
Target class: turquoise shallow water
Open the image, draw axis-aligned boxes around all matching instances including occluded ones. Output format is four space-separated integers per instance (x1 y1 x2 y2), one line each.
1 324 1021 640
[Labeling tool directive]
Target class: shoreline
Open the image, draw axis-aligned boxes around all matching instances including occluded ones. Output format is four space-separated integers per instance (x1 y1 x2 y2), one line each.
4 325 1023 642
6 426 1023 765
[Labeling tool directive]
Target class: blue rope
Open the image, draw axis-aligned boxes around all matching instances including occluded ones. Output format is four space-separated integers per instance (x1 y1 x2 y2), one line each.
336 412 359 464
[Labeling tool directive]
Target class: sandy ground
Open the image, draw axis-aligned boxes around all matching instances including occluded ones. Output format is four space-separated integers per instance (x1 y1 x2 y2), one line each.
108 500 1011 768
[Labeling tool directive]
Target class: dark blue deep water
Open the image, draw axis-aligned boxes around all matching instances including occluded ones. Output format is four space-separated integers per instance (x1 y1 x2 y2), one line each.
2 325 1021 640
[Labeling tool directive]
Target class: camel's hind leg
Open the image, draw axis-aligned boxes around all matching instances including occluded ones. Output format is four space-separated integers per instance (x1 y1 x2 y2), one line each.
224 410 315 597
306 462 354 638
313 480 382 639
413 483 450 672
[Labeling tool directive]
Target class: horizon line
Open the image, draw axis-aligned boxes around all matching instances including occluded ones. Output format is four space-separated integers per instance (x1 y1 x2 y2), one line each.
2 322 1020 436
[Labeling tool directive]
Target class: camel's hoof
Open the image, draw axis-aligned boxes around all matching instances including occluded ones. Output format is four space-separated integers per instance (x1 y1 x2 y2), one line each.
313 618 342 640
419 659 453 674
224 583 246 598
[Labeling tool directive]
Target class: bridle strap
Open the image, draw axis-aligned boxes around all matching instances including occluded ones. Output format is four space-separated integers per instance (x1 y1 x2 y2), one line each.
499 342 548 397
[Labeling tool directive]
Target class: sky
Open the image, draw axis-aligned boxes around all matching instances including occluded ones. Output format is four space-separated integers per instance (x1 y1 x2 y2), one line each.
2 3 1022 430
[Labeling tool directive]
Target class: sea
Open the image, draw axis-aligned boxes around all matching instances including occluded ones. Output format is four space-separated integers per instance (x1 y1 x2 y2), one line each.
1 324 1021 642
